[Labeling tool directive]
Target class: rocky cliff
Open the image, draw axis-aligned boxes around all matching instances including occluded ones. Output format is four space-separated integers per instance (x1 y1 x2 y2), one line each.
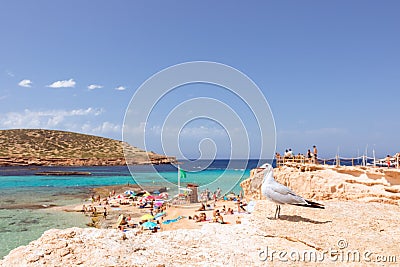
240 163 400 205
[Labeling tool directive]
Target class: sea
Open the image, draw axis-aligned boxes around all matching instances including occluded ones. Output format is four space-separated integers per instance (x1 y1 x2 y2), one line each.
0 159 269 259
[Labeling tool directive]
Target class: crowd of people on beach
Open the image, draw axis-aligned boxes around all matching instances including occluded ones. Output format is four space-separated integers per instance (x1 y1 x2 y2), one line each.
79 189 170 233
189 190 248 225
81 190 120 216
79 186 248 235
199 188 222 203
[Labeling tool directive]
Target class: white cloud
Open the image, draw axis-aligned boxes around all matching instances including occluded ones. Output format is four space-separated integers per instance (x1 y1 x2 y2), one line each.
0 108 123 139
47 79 76 88
84 122 121 135
115 86 126 91
18 79 33 88
6 70 15 77
69 107 103 116
88 84 103 90
0 108 104 129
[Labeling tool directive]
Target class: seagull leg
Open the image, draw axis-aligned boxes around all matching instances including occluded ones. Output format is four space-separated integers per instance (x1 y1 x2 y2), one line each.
274 205 281 219
277 205 281 219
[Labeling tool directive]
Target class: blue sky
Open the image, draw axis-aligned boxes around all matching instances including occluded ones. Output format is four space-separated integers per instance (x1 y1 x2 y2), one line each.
1 1 399 158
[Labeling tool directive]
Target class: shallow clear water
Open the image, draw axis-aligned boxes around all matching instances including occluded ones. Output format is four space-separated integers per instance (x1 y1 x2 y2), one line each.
0 185 91 259
0 208 88 259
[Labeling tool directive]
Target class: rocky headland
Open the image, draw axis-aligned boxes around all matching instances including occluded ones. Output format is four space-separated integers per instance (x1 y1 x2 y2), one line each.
0 129 175 166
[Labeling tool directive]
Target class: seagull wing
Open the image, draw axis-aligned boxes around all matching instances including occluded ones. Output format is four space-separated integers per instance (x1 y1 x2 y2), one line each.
264 180 308 205
269 179 297 195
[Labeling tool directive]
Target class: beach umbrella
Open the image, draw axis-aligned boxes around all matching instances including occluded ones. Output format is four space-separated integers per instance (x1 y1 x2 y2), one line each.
159 192 168 199
136 191 147 197
154 202 163 208
142 221 157 230
124 190 135 195
140 214 154 221
144 195 156 201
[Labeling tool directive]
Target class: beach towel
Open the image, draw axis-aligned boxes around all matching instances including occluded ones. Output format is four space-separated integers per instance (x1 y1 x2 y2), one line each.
162 216 183 225
154 211 166 219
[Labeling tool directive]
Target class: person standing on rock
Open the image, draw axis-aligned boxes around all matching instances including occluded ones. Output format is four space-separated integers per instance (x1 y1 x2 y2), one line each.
386 155 391 168
307 149 312 163
313 145 318 164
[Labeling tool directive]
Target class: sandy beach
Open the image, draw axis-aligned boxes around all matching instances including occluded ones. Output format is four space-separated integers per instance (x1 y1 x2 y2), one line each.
57 183 246 233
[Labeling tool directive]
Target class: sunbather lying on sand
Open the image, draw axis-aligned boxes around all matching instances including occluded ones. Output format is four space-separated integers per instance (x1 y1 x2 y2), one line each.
225 207 234 215
196 203 206 211
192 212 207 222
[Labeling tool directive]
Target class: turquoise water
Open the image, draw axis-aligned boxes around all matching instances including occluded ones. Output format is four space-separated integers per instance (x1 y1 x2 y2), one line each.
130 169 250 195
0 184 91 259
0 170 249 195
0 162 256 259
0 209 88 259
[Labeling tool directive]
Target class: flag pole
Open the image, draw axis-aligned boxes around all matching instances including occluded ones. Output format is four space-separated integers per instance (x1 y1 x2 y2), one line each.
178 165 180 195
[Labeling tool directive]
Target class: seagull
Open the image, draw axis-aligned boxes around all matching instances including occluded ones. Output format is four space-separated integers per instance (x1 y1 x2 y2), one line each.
261 163 324 219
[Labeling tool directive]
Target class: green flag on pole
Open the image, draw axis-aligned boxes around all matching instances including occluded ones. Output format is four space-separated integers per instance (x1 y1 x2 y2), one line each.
179 168 187 179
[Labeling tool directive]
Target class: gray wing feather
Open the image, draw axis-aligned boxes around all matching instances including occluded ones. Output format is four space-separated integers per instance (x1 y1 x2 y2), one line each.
264 182 307 205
